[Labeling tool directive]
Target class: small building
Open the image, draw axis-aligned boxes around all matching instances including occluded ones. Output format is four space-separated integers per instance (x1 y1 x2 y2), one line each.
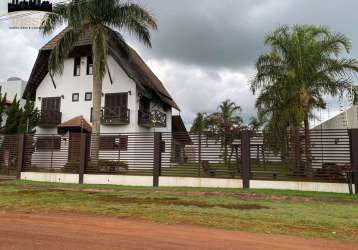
312 105 358 130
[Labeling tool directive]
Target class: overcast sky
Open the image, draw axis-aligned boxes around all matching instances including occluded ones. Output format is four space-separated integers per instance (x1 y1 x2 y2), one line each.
0 0 357 127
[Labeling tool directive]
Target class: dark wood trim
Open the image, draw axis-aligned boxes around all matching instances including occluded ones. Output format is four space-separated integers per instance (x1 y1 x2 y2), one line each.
241 130 251 189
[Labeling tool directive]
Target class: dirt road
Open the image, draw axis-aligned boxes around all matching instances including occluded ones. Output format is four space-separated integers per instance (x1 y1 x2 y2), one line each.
0 211 355 250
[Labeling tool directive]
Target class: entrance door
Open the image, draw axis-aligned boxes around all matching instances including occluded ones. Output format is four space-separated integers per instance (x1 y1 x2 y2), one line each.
68 133 82 163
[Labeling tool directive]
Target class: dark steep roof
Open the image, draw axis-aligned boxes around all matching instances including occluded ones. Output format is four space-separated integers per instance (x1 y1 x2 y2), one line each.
24 28 179 110
172 116 192 145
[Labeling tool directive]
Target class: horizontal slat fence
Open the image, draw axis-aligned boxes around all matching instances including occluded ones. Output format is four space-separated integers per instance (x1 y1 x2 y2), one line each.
250 129 352 183
0 128 354 191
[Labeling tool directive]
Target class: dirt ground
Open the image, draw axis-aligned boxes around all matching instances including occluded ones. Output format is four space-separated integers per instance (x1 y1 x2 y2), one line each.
0 211 356 250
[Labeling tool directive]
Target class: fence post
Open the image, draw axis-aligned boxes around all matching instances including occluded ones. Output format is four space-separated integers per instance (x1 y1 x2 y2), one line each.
79 133 88 185
241 130 251 189
349 129 358 194
198 132 202 177
17 134 25 180
153 132 162 187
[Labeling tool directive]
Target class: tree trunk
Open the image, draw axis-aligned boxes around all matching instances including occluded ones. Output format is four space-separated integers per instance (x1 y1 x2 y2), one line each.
91 56 103 162
304 113 312 169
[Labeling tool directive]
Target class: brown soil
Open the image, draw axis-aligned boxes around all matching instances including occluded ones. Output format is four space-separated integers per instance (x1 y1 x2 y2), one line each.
0 211 356 250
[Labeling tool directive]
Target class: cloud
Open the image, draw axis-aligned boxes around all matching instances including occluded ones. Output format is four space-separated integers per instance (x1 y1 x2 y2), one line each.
146 59 256 126
1 0 358 128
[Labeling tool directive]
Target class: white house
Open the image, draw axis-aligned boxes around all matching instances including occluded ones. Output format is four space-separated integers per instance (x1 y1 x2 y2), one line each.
23 28 189 172
313 105 358 130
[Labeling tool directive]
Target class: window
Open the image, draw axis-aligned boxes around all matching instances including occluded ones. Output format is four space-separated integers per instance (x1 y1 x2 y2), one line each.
41 97 61 111
85 92 92 101
72 93 79 102
36 136 61 151
99 136 128 151
74 57 81 76
87 56 93 75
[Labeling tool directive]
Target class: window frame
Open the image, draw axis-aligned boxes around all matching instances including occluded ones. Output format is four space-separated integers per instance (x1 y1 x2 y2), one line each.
72 93 79 102
87 56 93 75
74 57 81 76
85 92 92 101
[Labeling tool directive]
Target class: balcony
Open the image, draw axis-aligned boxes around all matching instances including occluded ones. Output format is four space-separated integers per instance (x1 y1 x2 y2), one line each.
138 110 167 128
101 106 130 125
38 110 62 127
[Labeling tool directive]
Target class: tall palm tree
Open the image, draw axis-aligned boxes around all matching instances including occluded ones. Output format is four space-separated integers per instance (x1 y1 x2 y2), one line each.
40 0 157 159
251 25 358 168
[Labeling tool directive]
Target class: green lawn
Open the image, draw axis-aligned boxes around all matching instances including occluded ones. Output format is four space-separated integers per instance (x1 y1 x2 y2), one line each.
0 180 357 241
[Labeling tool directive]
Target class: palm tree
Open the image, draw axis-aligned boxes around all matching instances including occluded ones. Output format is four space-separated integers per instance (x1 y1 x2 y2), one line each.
40 0 157 159
251 25 358 169
190 112 207 133
211 99 243 169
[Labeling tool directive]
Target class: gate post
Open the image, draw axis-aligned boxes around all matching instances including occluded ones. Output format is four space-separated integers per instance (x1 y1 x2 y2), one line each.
241 130 251 189
79 133 88 184
153 132 162 187
17 134 25 180
349 129 358 194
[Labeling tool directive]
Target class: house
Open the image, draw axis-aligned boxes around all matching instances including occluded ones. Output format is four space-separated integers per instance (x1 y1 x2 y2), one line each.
23 28 189 172
312 105 358 130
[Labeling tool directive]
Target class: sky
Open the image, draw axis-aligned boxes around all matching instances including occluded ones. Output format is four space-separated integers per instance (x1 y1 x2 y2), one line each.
0 0 357 127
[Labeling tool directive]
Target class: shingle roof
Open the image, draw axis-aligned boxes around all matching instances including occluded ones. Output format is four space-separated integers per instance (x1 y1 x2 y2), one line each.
58 115 92 133
24 27 179 110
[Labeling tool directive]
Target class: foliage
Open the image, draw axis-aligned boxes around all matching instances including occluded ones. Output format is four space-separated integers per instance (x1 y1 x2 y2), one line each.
251 25 358 167
190 112 207 133
18 97 39 134
2 96 22 134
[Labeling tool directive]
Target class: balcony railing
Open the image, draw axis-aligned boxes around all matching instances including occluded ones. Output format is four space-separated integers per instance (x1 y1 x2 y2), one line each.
138 110 167 128
38 110 62 127
101 106 130 125
138 110 152 128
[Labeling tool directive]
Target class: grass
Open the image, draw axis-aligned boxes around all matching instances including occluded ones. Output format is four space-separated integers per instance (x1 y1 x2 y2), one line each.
0 181 357 241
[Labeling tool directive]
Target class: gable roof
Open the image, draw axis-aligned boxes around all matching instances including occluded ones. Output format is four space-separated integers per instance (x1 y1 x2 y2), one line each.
58 115 92 133
23 28 179 110
172 115 192 145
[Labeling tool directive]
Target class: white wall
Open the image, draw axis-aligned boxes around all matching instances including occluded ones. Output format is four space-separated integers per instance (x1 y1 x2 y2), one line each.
35 55 172 134
20 172 353 194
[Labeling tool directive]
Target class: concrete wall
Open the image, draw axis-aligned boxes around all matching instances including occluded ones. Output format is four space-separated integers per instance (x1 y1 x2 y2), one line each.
21 172 79 184
20 172 354 194
251 180 354 194
84 174 153 186
159 176 243 188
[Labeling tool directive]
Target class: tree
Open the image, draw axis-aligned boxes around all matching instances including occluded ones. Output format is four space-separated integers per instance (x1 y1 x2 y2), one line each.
3 96 22 134
18 97 39 134
40 0 157 159
251 25 358 169
0 93 8 128
190 112 207 133
209 99 243 169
